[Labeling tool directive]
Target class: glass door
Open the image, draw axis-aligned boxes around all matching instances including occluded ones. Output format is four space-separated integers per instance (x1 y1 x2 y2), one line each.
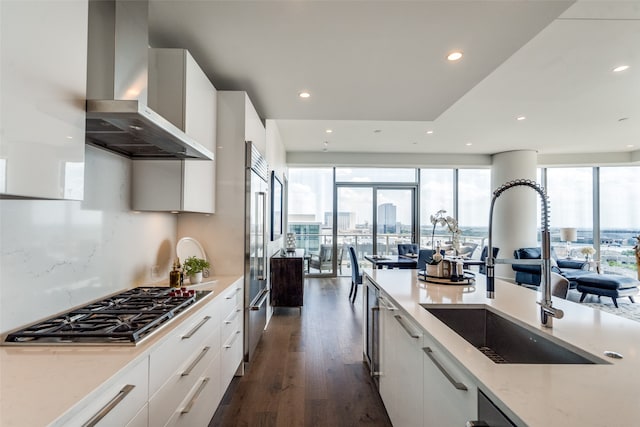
337 186 416 276
337 187 373 277
376 188 415 255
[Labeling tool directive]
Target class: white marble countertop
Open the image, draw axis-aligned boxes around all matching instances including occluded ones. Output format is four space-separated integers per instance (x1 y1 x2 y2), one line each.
0 275 242 427
365 268 640 426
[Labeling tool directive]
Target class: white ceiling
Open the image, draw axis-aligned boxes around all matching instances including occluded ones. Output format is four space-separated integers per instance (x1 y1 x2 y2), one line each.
148 1 640 157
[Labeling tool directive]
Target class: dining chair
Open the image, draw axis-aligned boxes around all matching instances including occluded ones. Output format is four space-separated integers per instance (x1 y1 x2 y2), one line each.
417 249 435 271
348 246 362 303
398 243 419 256
550 272 570 299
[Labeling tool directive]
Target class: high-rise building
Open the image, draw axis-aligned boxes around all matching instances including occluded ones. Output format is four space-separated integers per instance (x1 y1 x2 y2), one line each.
377 203 397 234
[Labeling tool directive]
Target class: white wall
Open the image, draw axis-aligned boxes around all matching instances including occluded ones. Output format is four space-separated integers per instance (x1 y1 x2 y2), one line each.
0 146 178 334
265 120 288 322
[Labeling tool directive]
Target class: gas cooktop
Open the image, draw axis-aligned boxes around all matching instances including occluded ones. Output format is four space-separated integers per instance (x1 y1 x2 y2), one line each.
4 287 211 345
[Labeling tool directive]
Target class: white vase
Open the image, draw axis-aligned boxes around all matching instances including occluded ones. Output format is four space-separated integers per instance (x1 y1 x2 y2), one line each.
189 271 203 284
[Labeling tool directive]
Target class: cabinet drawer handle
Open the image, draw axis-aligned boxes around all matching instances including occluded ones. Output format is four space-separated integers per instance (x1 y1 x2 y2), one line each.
180 377 210 415
224 308 241 324
82 384 135 427
224 330 241 349
394 315 420 339
250 288 269 310
378 295 397 311
181 316 211 340
181 346 211 377
225 287 242 300
423 347 468 391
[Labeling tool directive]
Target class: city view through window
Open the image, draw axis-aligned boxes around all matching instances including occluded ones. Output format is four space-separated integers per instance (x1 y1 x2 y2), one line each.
288 166 639 279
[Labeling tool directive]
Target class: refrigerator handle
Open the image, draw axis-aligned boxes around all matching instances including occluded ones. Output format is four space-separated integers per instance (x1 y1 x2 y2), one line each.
258 191 267 281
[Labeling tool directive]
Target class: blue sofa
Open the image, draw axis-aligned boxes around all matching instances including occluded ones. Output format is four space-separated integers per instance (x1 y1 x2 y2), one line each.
512 247 591 287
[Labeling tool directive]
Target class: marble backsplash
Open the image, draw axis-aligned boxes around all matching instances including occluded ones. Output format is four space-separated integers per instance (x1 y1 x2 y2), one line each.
0 146 177 334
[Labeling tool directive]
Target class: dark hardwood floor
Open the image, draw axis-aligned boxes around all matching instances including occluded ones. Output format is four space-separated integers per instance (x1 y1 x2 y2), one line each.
209 277 392 427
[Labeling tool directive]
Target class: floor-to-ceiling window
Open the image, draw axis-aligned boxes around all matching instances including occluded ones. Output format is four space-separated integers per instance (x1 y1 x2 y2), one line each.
457 169 491 257
541 165 639 279
420 169 454 248
335 168 418 275
287 168 334 276
287 165 638 279
546 167 594 258
599 167 640 278
420 169 491 256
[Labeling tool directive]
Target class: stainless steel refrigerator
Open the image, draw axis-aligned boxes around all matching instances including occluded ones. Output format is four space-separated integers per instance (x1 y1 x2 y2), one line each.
244 141 269 364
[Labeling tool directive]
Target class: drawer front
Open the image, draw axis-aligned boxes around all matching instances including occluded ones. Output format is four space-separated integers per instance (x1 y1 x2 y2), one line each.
165 352 222 427
219 284 243 319
149 327 220 427
55 357 148 427
149 300 220 395
221 304 242 345
220 325 243 390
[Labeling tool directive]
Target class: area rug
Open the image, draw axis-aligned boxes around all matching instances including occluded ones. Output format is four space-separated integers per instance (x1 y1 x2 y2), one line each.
581 300 640 323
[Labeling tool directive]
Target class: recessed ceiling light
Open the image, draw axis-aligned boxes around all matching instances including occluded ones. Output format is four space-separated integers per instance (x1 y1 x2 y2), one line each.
613 65 630 73
516 116 526 121
298 91 311 98
618 117 629 122
323 141 329 146
325 129 333 133
447 51 463 61
412 142 417 145
66 136 73 140
373 129 382 133
426 130 434 135
627 144 635 148
322 148 328 152
465 142 473 146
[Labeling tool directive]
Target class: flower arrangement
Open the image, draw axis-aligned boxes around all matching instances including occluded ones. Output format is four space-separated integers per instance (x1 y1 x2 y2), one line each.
429 209 461 253
580 247 596 261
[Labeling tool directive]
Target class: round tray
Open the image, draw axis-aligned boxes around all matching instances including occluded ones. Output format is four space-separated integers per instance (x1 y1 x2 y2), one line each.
176 237 207 262
418 271 475 285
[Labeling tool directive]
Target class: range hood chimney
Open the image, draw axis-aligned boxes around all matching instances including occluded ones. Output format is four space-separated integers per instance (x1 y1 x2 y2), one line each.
86 0 213 160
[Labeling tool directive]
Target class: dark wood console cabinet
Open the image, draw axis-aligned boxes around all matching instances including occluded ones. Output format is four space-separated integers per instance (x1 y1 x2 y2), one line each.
270 250 304 308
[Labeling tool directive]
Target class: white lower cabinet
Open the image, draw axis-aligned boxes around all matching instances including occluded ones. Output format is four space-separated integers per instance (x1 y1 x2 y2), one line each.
52 280 244 427
148 327 220 426
149 279 243 427
219 283 244 388
164 352 222 427
423 333 477 426
378 294 424 427
54 356 149 427
377 292 478 427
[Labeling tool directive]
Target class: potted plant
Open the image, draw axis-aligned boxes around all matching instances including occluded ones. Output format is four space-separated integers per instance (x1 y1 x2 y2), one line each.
183 256 210 284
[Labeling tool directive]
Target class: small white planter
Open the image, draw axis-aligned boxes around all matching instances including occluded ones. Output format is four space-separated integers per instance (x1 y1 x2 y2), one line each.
189 271 203 284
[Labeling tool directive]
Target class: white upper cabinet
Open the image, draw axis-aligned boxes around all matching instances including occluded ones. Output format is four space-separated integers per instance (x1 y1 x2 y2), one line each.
133 49 216 213
0 0 88 200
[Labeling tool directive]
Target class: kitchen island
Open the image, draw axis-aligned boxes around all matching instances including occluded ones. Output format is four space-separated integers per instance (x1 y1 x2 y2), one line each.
365 268 640 426
0 275 243 427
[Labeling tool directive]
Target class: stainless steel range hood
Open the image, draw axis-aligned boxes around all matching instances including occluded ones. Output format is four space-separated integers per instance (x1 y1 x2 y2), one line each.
86 0 213 160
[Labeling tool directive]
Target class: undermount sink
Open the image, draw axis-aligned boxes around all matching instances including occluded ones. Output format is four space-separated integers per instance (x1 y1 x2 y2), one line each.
422 305 606 365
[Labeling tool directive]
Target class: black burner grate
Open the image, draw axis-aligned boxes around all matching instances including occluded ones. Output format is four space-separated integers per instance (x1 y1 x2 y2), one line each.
5 287 210 345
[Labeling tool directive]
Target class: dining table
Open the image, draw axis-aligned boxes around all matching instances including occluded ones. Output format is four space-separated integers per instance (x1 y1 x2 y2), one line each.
364 254 418 269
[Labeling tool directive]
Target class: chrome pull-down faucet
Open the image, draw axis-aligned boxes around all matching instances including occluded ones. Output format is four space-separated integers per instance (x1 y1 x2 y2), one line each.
486 179 564 328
